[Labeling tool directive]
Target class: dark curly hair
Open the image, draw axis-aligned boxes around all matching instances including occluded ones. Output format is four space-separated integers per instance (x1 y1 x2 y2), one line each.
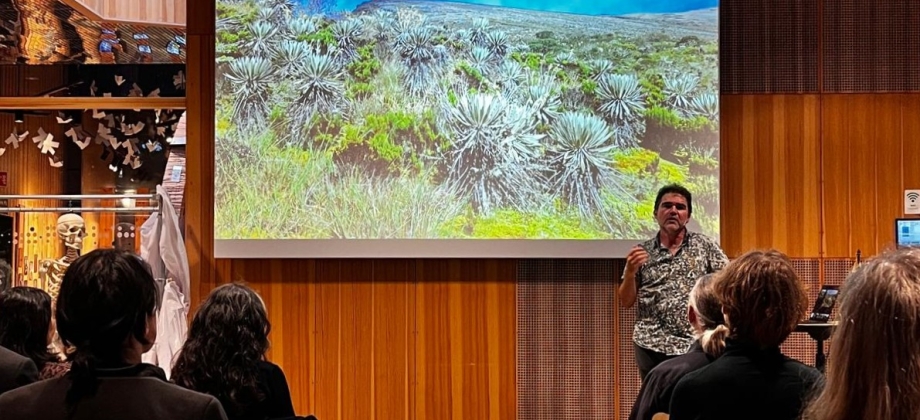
171 283 271 417
0 287 58 370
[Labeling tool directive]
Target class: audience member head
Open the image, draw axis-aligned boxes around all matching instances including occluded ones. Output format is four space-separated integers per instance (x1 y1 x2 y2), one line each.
805 248 920 420
714 249 808 349
171 283 271 417
55 249 158 404
0 287 58 369
687 273 727 357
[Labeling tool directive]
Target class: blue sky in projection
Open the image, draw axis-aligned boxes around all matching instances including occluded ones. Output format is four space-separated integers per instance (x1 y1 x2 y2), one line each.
312 0 719 15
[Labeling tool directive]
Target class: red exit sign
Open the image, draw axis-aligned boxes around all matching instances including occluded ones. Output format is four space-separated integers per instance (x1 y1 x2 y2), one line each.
0 172 6 187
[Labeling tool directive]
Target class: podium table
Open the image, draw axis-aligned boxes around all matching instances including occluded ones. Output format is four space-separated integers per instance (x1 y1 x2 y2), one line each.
794 322 837 373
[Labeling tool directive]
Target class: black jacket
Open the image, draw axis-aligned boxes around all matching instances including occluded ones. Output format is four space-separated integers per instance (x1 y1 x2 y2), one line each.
629 340 714 420
670 339 823 420
0 345 37 395
224 361 296 420
0 363 227 420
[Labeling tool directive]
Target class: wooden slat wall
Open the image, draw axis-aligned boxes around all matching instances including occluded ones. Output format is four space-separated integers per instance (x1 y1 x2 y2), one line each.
720 94 920 258
720 95 822 257
209 259 518 420
821 94 918 257
66 0 186 26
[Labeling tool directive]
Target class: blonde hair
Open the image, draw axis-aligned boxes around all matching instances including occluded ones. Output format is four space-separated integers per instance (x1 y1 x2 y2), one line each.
688 273 727 357
804 248 920 420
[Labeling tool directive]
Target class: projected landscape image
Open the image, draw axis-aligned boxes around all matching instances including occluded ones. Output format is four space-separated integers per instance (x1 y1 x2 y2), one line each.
215 0 720 240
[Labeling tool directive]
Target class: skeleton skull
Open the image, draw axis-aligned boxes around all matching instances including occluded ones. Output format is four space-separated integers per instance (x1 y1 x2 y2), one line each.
57 213 86 250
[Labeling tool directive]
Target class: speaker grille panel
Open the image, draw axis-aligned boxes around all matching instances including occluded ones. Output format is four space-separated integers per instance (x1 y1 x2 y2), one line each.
781 259 822 367
823 259 855 286
616 264 641 420
822 0 920 92
517 260 617 420
720 0 819 93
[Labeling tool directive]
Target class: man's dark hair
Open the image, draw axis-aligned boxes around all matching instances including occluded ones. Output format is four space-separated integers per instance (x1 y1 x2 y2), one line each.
56 249 158 405
654 184 693 215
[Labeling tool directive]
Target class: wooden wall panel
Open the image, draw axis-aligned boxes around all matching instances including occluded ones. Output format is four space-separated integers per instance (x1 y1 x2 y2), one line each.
873 96 902 254
820 94 918 257
723 93 920 259
905 96 920 204
206 259 516 420
313 261 341 420
720 94 822 257
372 261 414 420
186 0 216 310
820 95 852 257
847 96 877 255
339 268 374 420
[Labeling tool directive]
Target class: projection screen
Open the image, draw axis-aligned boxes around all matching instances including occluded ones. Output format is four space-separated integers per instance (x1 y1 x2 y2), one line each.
214 0 720 258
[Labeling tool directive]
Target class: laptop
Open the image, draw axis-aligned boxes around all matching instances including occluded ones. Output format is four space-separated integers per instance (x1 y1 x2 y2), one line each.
896 218 920 248
806 285 840 323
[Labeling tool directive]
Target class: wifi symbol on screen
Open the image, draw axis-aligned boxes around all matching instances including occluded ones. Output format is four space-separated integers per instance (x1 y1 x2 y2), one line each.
909 192 920 203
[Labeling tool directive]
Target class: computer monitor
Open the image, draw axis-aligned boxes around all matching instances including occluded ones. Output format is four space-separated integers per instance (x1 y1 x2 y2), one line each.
808 285 840 322
896 218 920 248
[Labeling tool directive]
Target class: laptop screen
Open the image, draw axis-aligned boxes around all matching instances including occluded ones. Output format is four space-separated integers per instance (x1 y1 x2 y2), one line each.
809 285 840 322
897 218 920 248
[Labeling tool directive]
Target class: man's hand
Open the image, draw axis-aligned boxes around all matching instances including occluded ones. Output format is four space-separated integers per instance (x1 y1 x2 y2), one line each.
625 245 649 275
619 245 648 308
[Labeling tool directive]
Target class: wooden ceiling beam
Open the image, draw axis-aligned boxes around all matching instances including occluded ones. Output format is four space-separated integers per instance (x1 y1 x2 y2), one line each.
0 97 186 110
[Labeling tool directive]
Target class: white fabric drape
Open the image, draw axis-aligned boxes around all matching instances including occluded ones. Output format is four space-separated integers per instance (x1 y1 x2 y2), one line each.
140 185 190 378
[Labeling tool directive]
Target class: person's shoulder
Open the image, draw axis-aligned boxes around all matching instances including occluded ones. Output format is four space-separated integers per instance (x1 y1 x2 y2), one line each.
638 236 657 249
688 231 720 246
123 376 217 405
651 352 711 381
258 360 281 370
257 360 287 376
134 379 226 418
0 346 29 367
781 357 823 380
0 376 67 405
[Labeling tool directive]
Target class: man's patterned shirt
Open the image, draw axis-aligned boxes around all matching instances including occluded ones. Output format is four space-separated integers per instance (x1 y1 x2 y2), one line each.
627 230 728 355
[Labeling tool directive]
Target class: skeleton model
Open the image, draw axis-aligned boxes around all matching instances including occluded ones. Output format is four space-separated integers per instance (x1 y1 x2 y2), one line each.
39 214 85 300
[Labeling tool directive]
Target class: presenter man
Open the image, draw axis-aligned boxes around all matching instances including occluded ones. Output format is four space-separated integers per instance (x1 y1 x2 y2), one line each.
618 184 728 381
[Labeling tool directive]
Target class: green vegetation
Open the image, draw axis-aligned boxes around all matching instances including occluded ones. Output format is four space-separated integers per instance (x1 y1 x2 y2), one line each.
443 207 609 239
214 1 720 240
346 44 382 99
302 27 336 49
322 110 441 173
